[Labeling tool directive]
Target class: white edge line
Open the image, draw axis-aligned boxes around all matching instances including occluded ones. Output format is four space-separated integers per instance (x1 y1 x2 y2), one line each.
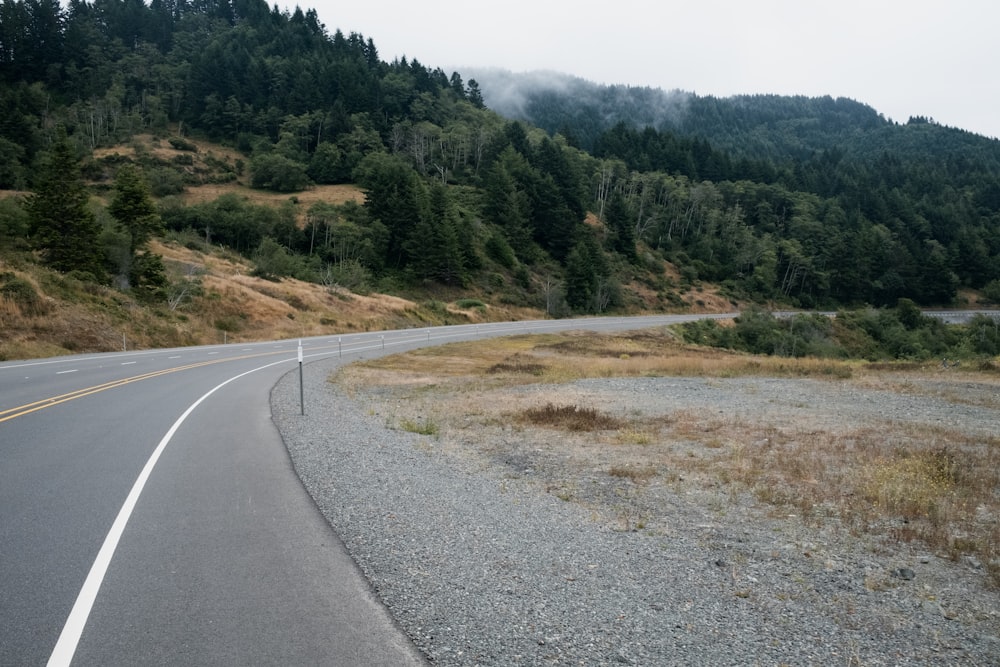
46 355 296 667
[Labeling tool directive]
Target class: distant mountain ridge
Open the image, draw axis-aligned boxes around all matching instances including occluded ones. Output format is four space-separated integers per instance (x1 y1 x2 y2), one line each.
463 68 1000 165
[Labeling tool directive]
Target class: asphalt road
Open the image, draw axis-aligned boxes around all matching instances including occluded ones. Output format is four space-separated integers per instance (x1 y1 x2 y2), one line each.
0 315 729 665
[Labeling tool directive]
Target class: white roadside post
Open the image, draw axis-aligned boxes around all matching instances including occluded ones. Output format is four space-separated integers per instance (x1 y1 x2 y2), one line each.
297 339 304 416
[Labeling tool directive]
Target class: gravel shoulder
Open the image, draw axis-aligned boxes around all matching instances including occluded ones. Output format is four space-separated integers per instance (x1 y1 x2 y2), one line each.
272 356 1000 666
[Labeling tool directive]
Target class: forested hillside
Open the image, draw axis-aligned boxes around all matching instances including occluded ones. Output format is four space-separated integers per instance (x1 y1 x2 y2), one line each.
2 0 1000 341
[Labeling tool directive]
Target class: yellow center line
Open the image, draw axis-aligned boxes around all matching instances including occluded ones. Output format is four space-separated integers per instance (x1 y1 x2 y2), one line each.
0 349 297 424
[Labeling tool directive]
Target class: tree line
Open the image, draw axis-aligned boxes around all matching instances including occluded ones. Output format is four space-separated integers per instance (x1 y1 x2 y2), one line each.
1 0 999 315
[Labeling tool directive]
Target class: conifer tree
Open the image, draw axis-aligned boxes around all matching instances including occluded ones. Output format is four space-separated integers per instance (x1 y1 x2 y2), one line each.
109 164 162 256
405 183 465 285
26 130 104 280
108 164 167 300
604 189 636 260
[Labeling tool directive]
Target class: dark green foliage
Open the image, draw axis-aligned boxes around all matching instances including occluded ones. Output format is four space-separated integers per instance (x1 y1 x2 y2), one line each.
0 197 30 242
0 137 26 189
160 194 296 256
355 152 424 269
484 229 517 268
679 305 994 362
603 190 636 260
107 164 167 299
249 154 312 192
129 250 169 302
964 314 1000 356
405 183 466 285
252 237 298 280
26 132 105 280
564 232 614 312
307 142 350 184
147 167 187 197
483 147 536 257
2 0 998 314
109 164 162 255
167 137 198 152
980 280 1000 305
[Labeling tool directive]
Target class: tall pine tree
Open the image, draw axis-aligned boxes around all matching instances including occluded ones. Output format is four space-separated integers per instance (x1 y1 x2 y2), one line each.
108 164 167 300
26 131 104 279
109 164 162 256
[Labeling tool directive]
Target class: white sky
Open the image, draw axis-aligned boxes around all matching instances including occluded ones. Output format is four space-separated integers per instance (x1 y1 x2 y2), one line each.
303 0 1000 140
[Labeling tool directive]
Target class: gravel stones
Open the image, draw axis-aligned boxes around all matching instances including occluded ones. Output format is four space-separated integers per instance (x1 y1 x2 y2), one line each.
272 358 1000 666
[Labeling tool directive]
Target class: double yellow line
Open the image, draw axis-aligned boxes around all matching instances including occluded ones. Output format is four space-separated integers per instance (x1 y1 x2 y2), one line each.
0 349 292 424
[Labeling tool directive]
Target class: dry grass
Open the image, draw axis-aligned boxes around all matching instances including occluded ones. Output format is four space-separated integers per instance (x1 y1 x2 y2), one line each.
348 329 857 389
338 328 1000 587
520 403 624 431
95 134 366 212
2 234 548 359
179 182 365 209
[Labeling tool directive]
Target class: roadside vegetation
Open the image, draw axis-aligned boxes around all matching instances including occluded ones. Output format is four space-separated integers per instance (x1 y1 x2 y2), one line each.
336 325 1000 588
679 300 1000 363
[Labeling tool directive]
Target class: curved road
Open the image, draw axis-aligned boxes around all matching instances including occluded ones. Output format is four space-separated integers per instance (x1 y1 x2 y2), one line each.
0 315 729 665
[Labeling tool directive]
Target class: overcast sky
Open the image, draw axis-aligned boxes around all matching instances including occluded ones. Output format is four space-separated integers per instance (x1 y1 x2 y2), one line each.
304 0 999 140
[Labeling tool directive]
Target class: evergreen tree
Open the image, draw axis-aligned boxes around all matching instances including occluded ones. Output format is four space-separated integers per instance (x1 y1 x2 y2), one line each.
405 183 465 285
108 164 167 299
109 164 162 255
564 232 607 311
466 78 485 109
26 131 104 279
604 189 636 260
355 152 424 268
484 147 534 257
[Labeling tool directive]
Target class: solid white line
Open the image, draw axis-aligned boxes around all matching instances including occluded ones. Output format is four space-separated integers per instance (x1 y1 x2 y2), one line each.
45 355 299 667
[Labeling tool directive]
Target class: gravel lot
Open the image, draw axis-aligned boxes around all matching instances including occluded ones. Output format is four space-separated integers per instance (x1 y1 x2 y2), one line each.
272 355 1000 666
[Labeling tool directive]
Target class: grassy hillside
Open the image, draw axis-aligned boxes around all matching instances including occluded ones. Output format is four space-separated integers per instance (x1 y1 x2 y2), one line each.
0 134 736 360
0 236 545 360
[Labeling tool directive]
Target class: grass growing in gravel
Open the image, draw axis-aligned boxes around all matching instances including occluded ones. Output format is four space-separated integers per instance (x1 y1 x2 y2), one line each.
398 417 440 436
334 326 1000 587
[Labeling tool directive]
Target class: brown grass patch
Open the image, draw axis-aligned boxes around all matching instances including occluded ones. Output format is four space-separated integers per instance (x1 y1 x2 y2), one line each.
520 403 624 432
180 182 365 209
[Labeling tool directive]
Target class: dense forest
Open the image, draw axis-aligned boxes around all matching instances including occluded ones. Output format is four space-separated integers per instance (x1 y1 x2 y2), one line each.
2 0 1000 315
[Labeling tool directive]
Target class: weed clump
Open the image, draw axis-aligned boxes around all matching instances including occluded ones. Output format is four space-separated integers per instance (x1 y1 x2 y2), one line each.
520 403 623 432
487 358 547 375
399 418 439 436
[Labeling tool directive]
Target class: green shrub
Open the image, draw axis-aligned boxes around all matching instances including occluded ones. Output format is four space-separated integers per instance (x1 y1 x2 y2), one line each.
455 298 486 310
168 136 198 152
981 279 1000 305
484 230 516 269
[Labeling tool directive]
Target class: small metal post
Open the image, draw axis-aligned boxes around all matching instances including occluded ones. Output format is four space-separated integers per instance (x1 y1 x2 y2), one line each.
297 340 304 416
380 335 385 350
338 337 342 358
